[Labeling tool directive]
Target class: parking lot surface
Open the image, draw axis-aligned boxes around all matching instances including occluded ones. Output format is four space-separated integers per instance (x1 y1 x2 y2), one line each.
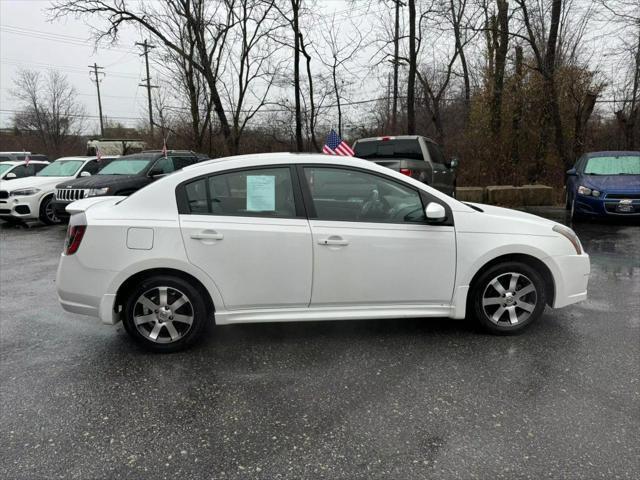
1 209 638 479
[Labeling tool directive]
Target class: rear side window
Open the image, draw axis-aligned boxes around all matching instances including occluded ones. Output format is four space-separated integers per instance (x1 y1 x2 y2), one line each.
182 167 296 218
426 142 445 165
172 156 197 170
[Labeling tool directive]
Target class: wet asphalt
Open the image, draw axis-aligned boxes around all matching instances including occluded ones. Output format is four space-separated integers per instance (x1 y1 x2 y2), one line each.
0 209 638 480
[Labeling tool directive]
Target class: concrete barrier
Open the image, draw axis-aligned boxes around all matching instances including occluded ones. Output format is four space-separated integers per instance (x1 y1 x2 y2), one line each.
519 184 554 206
485 186 524 207
456 187 484 203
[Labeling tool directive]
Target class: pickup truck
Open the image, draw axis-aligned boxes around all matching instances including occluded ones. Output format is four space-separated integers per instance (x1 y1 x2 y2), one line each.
352 135 458 197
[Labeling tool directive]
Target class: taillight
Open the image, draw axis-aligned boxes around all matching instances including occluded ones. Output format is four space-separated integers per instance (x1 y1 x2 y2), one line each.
65 225 86 255
399 168 413 177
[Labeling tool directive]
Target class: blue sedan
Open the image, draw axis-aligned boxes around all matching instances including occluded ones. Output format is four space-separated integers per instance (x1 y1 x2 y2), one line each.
566 151 640 220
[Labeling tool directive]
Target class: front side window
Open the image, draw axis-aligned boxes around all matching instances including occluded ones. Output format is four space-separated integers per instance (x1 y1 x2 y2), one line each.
37 160 84 177
8 164 36 178
584 155 640 175
183 167 296 218
304 167 425 223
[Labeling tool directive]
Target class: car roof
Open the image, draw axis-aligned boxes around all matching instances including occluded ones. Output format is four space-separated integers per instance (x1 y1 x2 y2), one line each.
585 151 640 157
354 135 436 143
185 152 383 172
0 160 49 165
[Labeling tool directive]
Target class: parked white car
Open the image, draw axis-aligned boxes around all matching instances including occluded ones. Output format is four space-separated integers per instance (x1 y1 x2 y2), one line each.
0 156 109 224
0 160 49 180
56 153 590 352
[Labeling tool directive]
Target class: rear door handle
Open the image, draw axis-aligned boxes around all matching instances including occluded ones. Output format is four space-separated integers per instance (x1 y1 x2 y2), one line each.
191 231 224 241
318 235 349 246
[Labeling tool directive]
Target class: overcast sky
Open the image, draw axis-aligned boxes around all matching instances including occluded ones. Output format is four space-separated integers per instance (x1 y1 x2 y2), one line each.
0 0 631 135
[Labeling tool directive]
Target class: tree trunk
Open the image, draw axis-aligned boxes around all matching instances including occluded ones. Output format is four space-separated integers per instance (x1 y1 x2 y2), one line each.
450 0 470 123
573 91 597 166
392 0 400 133
300 32 319 151
407 0 416 134
510 45 524 166
292 0 303 152
490 0 509 137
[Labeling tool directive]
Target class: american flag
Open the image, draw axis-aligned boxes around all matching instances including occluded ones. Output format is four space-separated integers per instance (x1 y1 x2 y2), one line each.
161 137 168 158
322 129 354 156
96 146 102 162
24 149 30 166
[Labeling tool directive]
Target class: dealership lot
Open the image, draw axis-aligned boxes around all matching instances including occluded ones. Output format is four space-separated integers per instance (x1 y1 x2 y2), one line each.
0 211 638 479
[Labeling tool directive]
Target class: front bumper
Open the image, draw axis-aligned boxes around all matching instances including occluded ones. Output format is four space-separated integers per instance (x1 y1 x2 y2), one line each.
574 193 640 217
52 199 72 219
546 253 590 308
0 194 41 220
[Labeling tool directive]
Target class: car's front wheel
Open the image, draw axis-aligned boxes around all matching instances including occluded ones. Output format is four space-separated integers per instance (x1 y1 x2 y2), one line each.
39 195 61 225
469 261 546 334
122 275 210 352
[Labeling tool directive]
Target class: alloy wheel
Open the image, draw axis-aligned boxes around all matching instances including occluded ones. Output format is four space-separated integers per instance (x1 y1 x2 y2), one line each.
45 200 59 224
133 286 194 344
481 272 538 325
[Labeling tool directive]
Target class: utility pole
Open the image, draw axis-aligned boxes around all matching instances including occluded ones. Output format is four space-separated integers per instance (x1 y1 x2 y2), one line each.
88 63 105 137
392 0 405 134
136 39 158 138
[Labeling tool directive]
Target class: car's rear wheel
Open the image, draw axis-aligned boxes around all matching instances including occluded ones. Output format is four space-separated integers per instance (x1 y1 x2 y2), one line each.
470 261 546 334
39 195 61 225
122 275 210 352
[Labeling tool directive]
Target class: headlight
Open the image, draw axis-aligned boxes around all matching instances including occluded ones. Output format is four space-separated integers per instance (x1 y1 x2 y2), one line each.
86 187 110 197
577 185 600 197
10 188 40 196
552 224 583 255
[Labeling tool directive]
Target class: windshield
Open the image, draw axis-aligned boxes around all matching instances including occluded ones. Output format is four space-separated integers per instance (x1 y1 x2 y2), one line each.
584 155 640 175
37 160 84 177
97 157 152 175
0 164 13 175
354 139 424 160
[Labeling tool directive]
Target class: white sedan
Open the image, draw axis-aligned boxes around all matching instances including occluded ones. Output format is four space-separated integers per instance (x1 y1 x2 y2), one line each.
56 153 590 352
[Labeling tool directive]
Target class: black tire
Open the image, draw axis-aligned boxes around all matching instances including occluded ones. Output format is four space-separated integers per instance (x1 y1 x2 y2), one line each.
469 261 546 334
122 275 211 352
39 195 61 225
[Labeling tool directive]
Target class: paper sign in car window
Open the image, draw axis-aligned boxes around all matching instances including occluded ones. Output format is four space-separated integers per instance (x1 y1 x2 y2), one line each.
246 175 276 211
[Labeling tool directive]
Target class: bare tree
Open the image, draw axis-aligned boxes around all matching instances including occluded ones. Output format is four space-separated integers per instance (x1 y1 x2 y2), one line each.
317 15 365 138
11 69 85 155
51 0 274 154
407 0 417 133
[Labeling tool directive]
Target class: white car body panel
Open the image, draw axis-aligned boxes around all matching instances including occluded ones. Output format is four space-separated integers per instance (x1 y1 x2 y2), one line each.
55 153 590 328
0 157 97 222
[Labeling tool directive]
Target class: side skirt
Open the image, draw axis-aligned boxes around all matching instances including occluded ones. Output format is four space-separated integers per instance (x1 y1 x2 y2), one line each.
215 304 455 325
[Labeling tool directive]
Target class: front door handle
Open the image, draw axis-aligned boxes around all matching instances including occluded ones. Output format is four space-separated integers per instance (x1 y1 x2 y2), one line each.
191 230 224 241
318 235 349 246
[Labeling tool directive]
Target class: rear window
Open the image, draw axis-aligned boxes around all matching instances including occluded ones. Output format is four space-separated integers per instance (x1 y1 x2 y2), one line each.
354 139 424 160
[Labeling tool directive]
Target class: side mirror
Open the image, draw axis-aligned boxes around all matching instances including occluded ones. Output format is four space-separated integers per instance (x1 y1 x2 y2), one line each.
5 172 17 179
566 168 577 176
425 202 446 222
80 171 91 177
149 169 166 178
447 157 459 169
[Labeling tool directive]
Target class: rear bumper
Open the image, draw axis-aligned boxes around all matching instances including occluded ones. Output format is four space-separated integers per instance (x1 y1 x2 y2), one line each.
56 253 120 324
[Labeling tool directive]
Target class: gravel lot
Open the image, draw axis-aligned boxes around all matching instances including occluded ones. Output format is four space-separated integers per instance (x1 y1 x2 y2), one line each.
1 209 638 480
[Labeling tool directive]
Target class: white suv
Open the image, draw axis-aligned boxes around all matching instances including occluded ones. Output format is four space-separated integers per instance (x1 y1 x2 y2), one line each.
0 156 105 224
56 153 590 352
